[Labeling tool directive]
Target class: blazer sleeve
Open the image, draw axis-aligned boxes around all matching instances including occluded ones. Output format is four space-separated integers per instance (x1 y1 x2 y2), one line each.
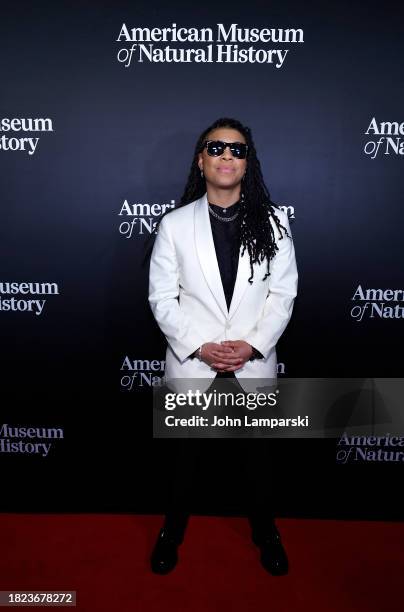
148 213 206 363
243 211 298 360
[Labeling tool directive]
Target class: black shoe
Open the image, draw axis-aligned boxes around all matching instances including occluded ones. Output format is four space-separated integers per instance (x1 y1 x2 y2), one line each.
150 528 181 575
252 526 289 576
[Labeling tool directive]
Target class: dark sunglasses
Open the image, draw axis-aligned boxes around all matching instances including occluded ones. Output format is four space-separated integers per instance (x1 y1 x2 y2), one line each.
204 140 248 159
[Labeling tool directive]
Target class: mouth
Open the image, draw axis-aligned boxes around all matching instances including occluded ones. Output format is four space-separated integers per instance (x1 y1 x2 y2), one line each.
216 166 235 174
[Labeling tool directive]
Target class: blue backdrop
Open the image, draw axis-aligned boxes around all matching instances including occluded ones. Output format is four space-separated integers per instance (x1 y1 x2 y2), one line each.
1 0 403 519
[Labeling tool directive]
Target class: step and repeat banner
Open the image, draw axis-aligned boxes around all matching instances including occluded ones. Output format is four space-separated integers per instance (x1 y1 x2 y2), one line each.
1 0 403 518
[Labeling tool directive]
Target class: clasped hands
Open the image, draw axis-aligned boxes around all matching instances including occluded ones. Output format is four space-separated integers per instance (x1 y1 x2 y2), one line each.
200 340 253 373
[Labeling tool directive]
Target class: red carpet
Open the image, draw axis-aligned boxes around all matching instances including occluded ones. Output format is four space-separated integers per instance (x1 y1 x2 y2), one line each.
0 514 403 611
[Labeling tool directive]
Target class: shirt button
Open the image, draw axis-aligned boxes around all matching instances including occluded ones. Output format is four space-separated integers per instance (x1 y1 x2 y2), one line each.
225 322 231 329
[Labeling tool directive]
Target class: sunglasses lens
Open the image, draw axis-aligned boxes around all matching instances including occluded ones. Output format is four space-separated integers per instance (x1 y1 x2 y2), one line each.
206 141 224 156
230 143 248 158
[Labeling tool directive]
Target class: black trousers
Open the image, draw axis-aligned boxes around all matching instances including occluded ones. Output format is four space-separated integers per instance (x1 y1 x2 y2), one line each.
162 372 278 540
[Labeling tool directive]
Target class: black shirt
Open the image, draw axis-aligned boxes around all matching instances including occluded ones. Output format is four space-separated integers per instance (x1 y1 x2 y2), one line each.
209 199 242 311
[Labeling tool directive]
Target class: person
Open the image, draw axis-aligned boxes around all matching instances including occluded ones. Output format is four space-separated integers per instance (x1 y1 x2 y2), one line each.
148 117 298 575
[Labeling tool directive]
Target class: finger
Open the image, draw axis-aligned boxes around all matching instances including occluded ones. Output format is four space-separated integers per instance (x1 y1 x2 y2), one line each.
212 352 238 360
214 346 239 355
213 357 243 366
211 365 230 373
212 350 240 359
212 360 242 369
211 362 236 370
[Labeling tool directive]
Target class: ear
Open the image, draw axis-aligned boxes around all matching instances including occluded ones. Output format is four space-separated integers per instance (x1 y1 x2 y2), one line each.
197 152 203 170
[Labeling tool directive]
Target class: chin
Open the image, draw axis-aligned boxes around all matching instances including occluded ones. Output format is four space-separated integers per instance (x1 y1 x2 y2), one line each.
210 177 242 189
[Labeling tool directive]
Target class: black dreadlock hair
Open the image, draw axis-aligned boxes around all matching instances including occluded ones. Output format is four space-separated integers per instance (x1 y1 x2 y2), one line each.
147 117 290 283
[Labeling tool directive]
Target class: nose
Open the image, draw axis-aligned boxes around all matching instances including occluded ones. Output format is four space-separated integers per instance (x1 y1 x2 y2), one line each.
221 145 234 159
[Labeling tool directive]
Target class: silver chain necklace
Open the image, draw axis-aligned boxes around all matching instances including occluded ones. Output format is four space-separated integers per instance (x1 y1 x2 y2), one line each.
208 205 240 222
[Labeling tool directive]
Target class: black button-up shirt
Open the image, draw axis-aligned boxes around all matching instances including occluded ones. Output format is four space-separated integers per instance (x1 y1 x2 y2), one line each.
209 199 242 311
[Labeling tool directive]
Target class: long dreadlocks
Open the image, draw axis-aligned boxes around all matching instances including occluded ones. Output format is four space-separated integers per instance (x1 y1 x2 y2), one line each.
150 117 290 283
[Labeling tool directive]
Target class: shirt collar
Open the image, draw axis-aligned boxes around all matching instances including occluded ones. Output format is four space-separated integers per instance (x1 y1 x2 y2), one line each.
208 199 241 217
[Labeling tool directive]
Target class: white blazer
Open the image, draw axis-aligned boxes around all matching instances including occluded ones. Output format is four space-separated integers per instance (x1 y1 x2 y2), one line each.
148 193 298 393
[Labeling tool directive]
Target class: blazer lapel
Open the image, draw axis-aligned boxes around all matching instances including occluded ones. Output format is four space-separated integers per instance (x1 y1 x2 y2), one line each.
195 194 228 318
228 241 251 320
